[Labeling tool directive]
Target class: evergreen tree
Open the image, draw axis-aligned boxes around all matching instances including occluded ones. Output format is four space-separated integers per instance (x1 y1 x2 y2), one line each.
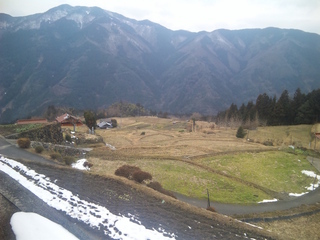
256 93 273 123
292 88 305 124
84 111 96 129
236 126 246 138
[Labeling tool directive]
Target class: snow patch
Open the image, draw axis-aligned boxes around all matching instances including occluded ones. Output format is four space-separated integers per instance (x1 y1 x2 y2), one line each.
258 198 278 203
11 212 79 240
289 170 320 196
71 159 90 170
0 156 176 239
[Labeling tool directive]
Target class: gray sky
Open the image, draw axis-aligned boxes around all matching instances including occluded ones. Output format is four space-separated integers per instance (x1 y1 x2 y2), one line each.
1 0 319 34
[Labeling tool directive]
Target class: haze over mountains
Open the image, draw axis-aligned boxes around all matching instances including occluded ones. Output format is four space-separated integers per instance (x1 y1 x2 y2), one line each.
0 4 320 123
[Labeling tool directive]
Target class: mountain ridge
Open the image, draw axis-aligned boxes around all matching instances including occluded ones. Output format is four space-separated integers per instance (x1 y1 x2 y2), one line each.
0 5 320 123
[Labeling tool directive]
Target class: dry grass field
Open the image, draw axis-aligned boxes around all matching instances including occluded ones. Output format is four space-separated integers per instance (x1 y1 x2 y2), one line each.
85 118 320 239
2 119 320 239
79 117 320 204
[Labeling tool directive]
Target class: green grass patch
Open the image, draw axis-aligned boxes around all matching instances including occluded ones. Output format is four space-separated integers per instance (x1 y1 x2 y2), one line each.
132 160 271 204
0 123 44 135
198 151 317 194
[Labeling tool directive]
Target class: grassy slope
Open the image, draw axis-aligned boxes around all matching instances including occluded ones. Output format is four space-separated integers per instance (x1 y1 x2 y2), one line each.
88 117 320 204
2 119 318 204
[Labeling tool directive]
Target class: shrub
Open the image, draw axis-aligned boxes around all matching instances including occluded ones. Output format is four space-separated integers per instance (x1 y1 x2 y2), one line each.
34 145 44 153
206 206 216 212
111 119 117 128
147 181 177 199
147 181 163 191
65 134 72 142
263 140 274 146
236 126 246 138
132 170 152 183
50 152 62 160
17 138 31 148
83 161 93 168
141 132 145 135
63 156 75 165
115 165 141 179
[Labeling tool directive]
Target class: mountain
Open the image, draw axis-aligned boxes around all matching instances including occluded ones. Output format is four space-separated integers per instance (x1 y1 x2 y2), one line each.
0 4 320 123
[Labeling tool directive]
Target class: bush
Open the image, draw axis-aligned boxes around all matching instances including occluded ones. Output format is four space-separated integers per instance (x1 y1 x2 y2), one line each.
132 170 152 183
111 119 117 128
63 156 75 165
17 138 31 148
147 181 177 199
263 140 274 146
141 132 145 135
83 161 93 168
65 134 72 142
115 165 141 179
147 181 163 191
50 152 62 160
236 126 246 138
206 206 216 212
34 145 44 153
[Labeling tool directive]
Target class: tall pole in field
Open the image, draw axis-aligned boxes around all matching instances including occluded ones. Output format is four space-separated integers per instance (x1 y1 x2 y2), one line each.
207 189 210 208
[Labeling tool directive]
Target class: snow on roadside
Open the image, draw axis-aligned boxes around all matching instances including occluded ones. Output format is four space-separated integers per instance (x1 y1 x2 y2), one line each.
71 159 89 170
258 198 278 203
0 156 176 240
258 170 320 203
289 170 320 197
11 212 79 240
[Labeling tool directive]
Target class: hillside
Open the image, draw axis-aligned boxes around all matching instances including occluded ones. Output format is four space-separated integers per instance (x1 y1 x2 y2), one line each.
0 4 320 123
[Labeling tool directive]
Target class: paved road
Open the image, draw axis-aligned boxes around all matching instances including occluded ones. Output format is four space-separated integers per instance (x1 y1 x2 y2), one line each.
0 137 273 240
176 156 320 216
0 137 55 165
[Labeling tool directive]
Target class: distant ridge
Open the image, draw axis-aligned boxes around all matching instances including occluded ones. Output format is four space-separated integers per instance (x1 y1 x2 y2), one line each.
0 5 320 123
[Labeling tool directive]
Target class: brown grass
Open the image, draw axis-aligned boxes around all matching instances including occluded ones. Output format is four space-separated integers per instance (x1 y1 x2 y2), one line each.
67 117 320 239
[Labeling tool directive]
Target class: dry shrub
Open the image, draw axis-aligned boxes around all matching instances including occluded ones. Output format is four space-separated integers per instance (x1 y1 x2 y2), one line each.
34 145 44 153
206 206 216 212
50 152 62 161
17 138 31 148
263 140 273 146
147 181 177 199
115 165 141 179
132 170 152 183
64 156 75 165
83 161 93 168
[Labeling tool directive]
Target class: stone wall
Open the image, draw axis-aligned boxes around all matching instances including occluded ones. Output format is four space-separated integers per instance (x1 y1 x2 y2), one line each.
31 141 89 158
6 123 63 144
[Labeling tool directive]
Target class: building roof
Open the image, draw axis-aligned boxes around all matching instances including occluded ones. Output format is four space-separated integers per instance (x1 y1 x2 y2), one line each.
56 113 82 124
16 118 48 125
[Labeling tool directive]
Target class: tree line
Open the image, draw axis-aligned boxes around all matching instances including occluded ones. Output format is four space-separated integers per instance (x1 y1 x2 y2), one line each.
216 88 320 128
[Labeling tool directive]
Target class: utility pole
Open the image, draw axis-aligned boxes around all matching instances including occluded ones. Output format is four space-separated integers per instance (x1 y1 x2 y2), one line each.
207 189 210 208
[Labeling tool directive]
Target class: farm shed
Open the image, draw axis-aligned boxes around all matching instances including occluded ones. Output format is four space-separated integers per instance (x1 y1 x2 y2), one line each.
56 113 83 127
97 119 113 129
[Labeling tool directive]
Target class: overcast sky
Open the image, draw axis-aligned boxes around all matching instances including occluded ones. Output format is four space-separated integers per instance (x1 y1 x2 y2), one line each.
1 0 319 34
